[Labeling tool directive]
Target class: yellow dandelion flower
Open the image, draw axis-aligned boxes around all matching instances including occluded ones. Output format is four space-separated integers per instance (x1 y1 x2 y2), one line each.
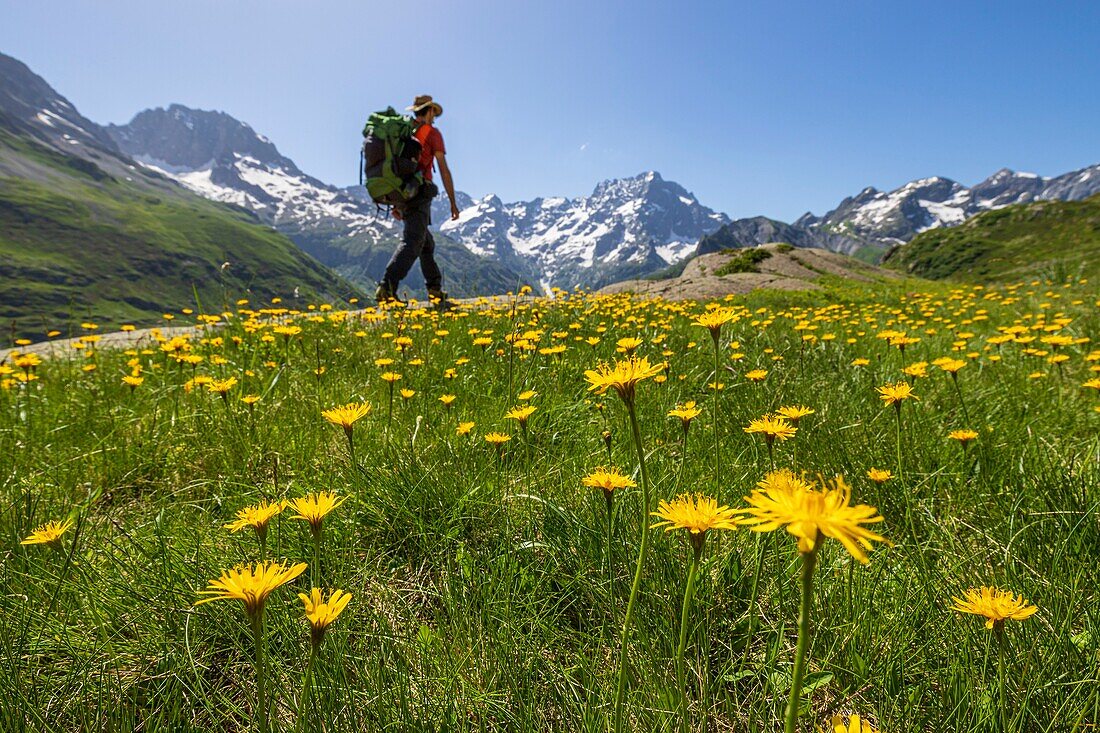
877 381 919 406
584 356 664 405
456 421 475 435
866 468 893 484
651 493 739 536
207 377 238 396
776 405 814 424
950 586 1038 629
299 588 352 644
122 375 144 389
739 474 888 563
692 308 736 337
939 358 967 374
616 336 644 354
828 714 881 733
322 402 371 434
504 405 537 424
21 519 74 548
439 394 457 407
484 432 512 446
195 561 307 618
744 415 797 443
380 371 402 383
224 499 285 536
668 401 702 428
287 492 348 535
745 369 768 382
517 390 537 401
582 467 636 497
948 429 979 445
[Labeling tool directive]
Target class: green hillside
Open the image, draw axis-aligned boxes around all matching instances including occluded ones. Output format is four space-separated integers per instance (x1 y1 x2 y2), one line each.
885 193 1100 282
0 129 361 335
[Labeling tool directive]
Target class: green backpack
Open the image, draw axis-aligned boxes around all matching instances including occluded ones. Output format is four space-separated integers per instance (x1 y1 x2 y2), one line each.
361 107 423 206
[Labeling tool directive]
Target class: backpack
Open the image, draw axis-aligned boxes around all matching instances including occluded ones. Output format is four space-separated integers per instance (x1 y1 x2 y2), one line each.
360 107 423 206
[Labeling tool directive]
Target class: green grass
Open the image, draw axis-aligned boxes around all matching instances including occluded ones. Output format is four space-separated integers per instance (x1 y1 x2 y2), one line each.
0 130 362 335
714 248 773 276
0 278 1097 732
885 193 1100 282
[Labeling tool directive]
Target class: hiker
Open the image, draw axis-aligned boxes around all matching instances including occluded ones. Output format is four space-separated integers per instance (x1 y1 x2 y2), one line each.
375 95 461 305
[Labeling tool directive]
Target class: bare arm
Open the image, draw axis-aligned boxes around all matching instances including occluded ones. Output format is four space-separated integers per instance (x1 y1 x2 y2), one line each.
435 151 460 220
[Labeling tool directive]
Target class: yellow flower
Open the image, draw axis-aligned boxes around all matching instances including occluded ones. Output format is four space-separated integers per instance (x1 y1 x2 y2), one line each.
584 356 664 404
456 421 475 435
484 432 512 446
692 307 736 336
400 388 416 399
504 405 537 424
950 586 1038 629
948 429 978 446
744 369 769 382
207 377 238 395
616 336 644 354
381 371 402 383
287 492 348 534
651 493 739 536
122 375 144 389
322 402 371 434
851 358 870 367
744 416 797 443
739 474 889 563
902 362 928 379
1082 378 1100 391
866 468 893 484
517 390 538 401
668 401 702 428
241 394 261 406
877 381 919 407
582 467 636 497
939 358 967 374
195 561 307 619
224 499 285 536
439 394 457 407
299 588 352 644
776 405 814 424
828 714 880 733
21 519 74 548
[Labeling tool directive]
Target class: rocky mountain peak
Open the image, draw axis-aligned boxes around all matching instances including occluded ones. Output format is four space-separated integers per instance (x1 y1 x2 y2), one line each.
0 52 120 154
107 104 300 174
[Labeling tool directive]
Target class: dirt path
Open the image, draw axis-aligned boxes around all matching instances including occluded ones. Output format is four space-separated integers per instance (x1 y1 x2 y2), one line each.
1 294 533 362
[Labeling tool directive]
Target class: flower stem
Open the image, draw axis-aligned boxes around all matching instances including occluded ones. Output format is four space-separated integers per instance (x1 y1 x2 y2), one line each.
996 626 1008 733
613 398 653 733
295 642 319 733
894 405 903 479
711 334 721 495
784 546 818 733
676 539 704 733
251 612 268 733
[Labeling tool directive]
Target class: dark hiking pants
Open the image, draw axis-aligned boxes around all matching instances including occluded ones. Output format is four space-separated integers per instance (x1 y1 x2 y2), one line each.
382 184 443 292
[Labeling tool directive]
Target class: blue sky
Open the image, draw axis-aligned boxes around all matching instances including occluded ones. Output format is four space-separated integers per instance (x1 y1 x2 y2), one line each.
3 1 1098 221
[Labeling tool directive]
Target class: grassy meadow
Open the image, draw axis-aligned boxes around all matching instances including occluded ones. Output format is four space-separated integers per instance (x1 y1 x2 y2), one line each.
1 278 1098 732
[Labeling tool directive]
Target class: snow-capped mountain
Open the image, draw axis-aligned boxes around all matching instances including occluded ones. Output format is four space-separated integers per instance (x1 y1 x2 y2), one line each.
107 106 396 240
700 164 1100 260
792 167 1100 253
107 106 526 295
441 171 730 288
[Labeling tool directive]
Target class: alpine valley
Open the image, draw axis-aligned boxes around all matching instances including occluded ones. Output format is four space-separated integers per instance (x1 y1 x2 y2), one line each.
108 101 1100 293
4 48 1100 328
0 52 359 328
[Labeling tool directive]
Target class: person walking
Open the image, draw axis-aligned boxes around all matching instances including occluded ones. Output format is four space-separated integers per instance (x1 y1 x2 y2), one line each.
375 95 461 306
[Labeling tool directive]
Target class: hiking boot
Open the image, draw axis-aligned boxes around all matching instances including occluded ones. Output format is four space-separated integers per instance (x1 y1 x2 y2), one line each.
374 281 405 306
428 288 454 310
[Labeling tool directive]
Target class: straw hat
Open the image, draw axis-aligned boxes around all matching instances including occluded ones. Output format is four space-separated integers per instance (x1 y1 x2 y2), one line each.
407 95 443 117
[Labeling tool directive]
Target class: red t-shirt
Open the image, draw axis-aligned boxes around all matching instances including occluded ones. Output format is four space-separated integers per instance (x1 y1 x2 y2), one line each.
415 124 445 182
